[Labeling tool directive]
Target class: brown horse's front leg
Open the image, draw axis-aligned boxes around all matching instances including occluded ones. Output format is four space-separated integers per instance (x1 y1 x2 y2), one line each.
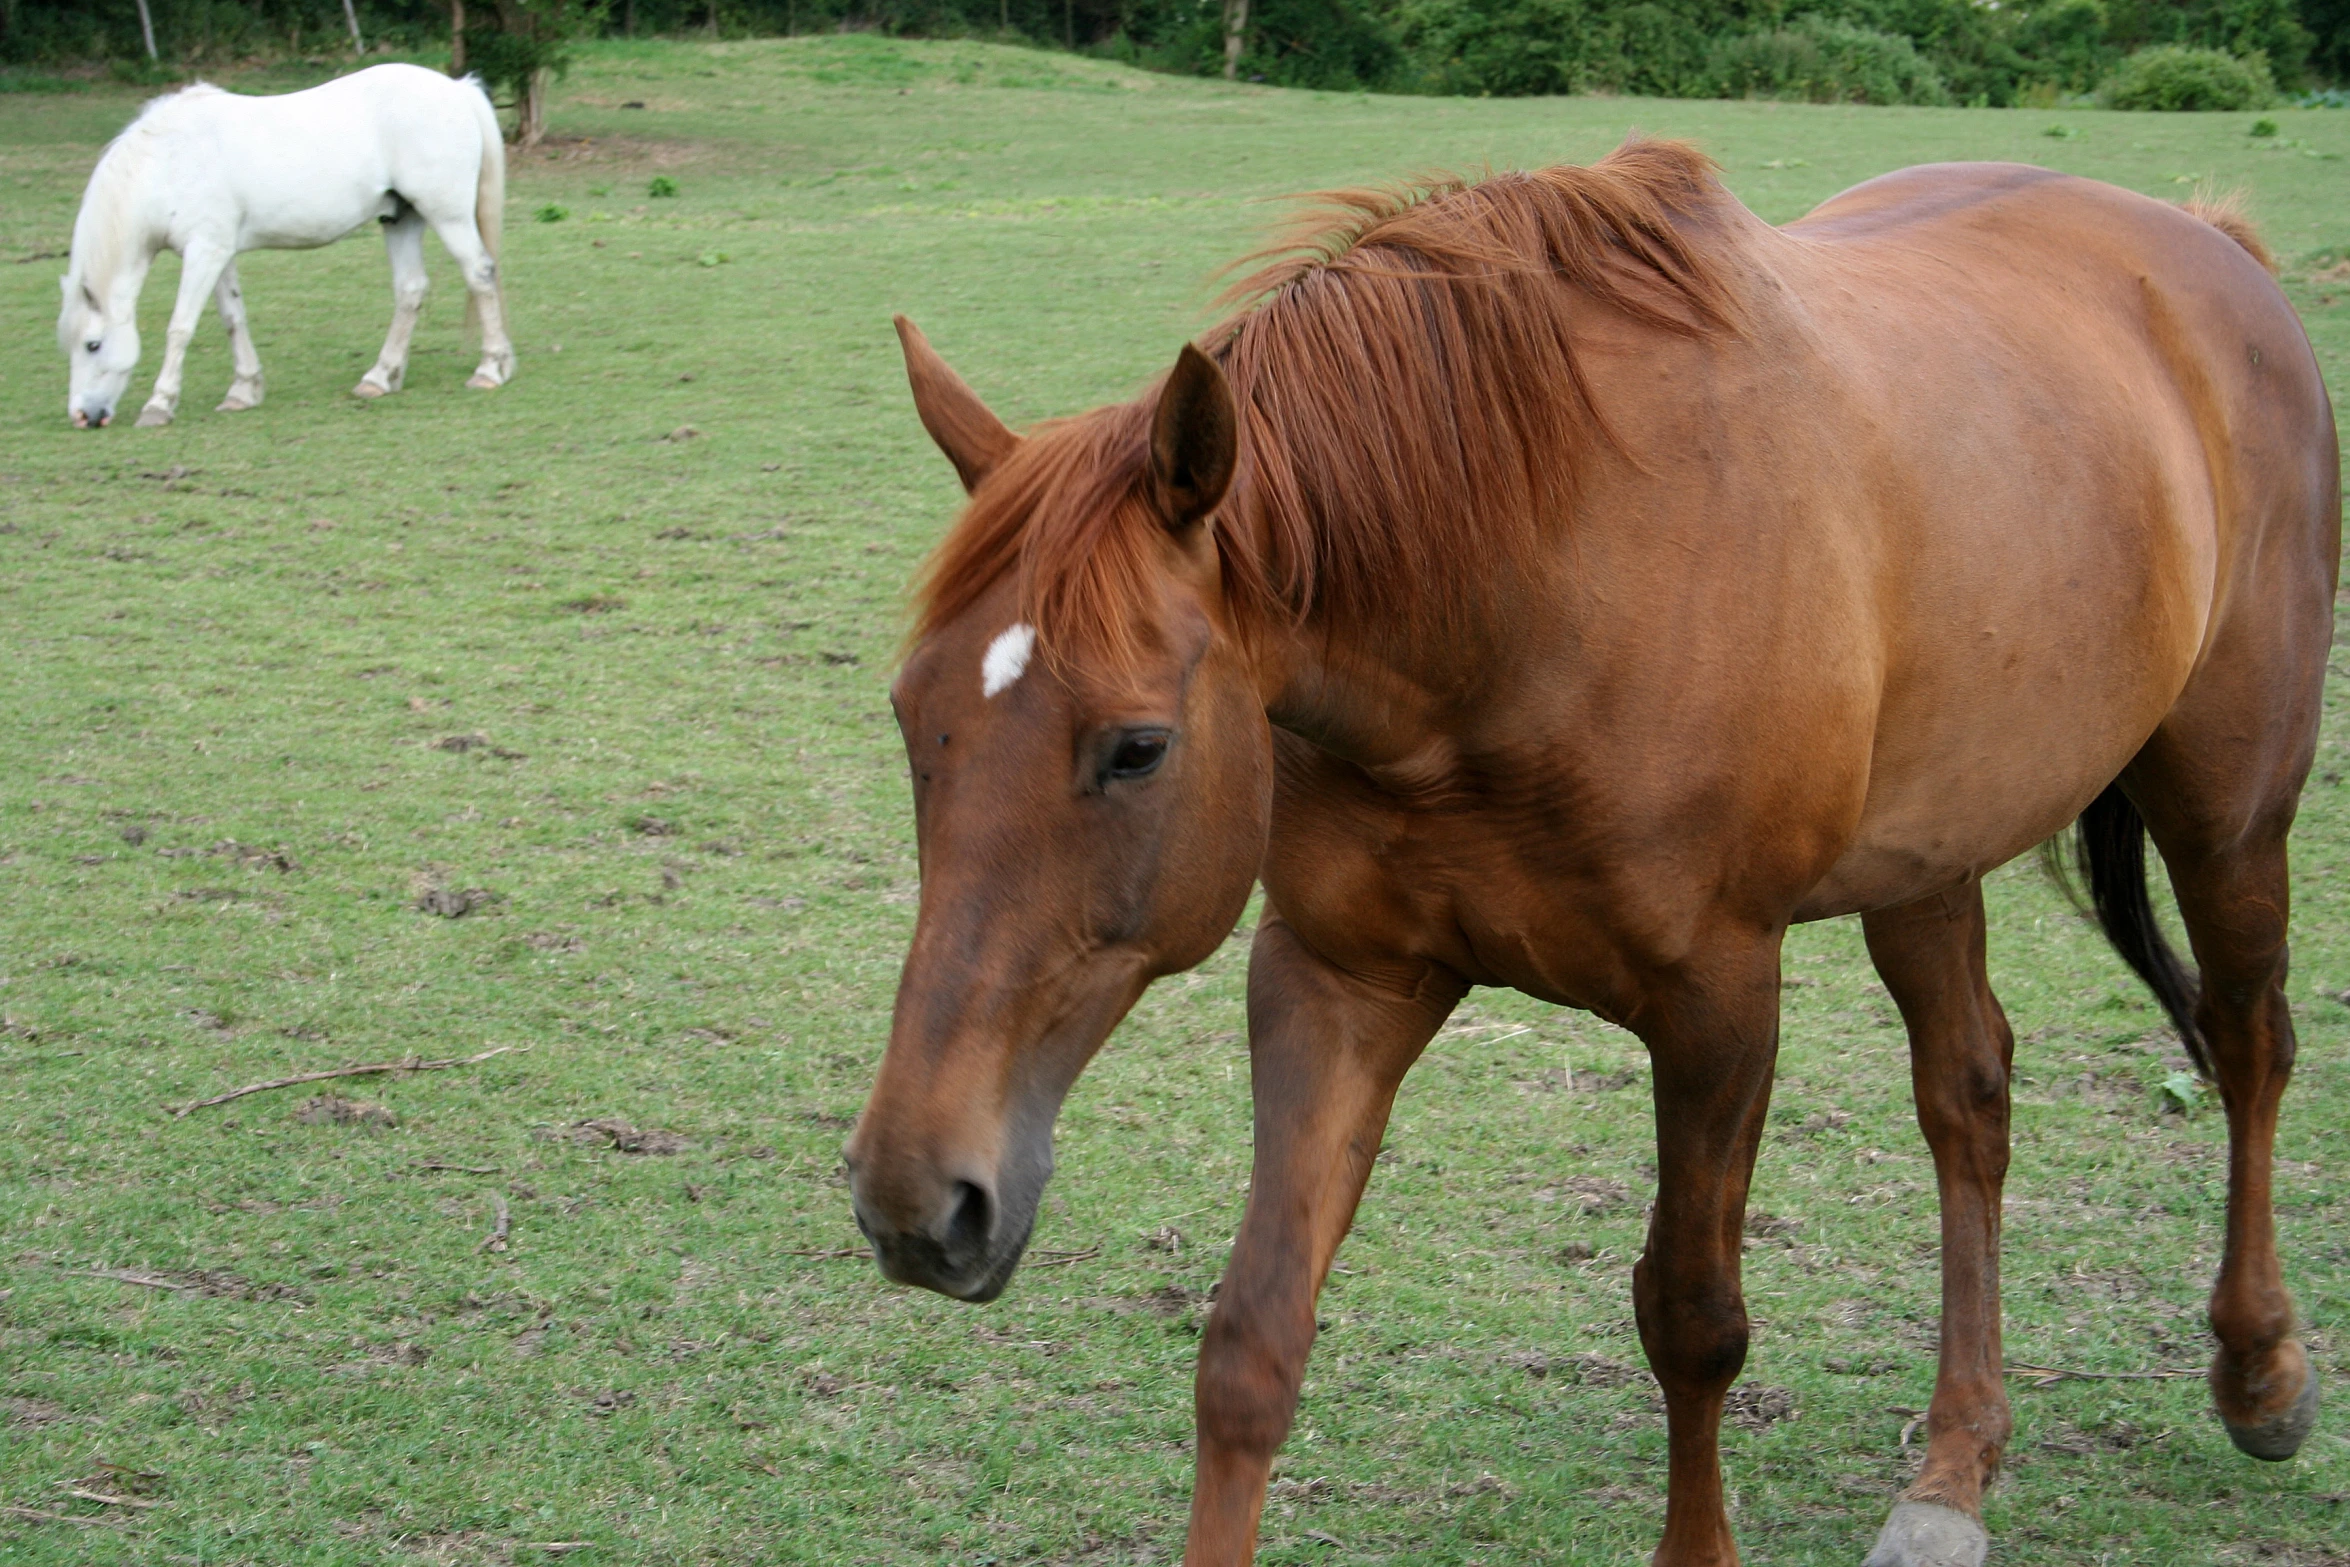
1185 912 1463 1567
1631 937 1782 1567
1860 889 2011 1567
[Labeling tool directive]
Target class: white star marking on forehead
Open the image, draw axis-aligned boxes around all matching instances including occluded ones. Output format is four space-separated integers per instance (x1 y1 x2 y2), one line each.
981 622 1037 699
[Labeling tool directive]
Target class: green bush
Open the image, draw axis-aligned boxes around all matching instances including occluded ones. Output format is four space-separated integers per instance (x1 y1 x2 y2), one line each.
1392 0 1596 96
1710 14 1953 104
2099 42 2277 107
1148 0 1406 89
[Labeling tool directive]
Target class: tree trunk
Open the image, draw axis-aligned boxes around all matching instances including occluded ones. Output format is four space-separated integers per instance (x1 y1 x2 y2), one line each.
515 67 549 150
134 0 158 60
449 0 466 75
1222 0 1248 80
343 0 364 51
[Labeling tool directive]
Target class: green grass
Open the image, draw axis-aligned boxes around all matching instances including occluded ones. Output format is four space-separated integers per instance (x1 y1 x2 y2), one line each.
3 35 2348 1566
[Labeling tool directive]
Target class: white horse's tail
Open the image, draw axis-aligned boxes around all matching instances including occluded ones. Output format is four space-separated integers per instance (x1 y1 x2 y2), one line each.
465 77 505 340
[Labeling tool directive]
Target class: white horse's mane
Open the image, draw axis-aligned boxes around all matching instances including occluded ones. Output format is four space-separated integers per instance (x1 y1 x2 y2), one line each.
65 83 227 309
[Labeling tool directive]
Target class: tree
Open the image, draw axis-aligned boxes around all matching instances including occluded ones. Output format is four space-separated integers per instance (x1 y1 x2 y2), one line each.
459 0 608 149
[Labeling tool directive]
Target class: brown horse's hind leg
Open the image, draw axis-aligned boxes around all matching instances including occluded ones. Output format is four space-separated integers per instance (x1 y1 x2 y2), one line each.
1631 934 1782 1567
1184 912 1463 1567
1858 887 2011 1567
2126 786 2318 1460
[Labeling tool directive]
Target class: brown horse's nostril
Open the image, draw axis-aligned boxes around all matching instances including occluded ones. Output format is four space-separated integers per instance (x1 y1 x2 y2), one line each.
945 1180 992 1258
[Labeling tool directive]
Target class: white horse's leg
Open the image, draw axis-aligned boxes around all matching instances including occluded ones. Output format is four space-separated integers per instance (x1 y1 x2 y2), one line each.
429 217 516 390
212 261 265 412
357 211 429 399
138 242 234 428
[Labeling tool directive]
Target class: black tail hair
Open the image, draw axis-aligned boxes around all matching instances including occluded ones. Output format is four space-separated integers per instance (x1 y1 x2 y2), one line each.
2047 784 2210 1078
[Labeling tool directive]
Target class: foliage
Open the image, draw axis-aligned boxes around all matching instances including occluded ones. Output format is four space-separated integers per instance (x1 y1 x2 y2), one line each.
1710 14 1951 104
1392 0 1602 96
1145 0 1406 89
467 0 610 102
2103 0 2316 86
2100 39 2277 104
3 0 2344 95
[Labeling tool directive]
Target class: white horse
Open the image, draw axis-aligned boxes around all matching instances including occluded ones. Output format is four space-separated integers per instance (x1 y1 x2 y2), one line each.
58 63 516 429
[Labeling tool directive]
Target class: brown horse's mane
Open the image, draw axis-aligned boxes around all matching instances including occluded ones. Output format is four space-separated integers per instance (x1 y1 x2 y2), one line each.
912 137 1741 670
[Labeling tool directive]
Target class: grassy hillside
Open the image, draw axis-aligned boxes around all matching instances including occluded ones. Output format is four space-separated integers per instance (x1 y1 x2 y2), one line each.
1 36 2346 1565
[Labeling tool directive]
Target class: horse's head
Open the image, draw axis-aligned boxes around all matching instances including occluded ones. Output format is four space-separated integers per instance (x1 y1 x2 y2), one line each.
58 276 138 429
844 320 1272 1301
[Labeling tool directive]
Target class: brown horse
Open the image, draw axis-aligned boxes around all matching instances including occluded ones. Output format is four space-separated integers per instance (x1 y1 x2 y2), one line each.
845 140 2339 1566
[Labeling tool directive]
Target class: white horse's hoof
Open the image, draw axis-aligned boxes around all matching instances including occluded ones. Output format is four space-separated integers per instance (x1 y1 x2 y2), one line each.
352 380 390 400
1863 1501 1988 1567
216 396 258 413
466 371 505 391
136 405 174 428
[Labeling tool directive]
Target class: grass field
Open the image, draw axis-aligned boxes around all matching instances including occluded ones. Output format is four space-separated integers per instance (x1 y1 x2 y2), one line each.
3 37 2349 1565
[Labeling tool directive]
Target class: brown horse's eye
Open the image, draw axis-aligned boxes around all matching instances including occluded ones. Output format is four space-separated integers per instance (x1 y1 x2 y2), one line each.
1106 731 1170 780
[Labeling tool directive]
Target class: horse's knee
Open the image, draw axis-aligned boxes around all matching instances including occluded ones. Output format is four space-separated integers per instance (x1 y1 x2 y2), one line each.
1633 1255 1749 1391
395 278 429 310
1915 1055 2009 1155
1195 1305 1310 1458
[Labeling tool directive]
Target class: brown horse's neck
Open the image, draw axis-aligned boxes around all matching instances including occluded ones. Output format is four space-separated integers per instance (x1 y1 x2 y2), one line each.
1243 571 1489 778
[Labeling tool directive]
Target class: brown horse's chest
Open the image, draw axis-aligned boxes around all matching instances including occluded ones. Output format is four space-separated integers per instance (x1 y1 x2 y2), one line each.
1261 765 1714 1019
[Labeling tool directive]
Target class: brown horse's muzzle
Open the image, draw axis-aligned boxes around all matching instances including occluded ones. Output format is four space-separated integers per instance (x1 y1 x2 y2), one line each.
843 1112 1053 1303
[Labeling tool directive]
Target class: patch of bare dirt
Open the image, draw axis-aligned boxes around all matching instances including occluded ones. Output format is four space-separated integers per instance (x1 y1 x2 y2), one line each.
81 1267 309 1303
413 884 498 918
563 1119 689 1155
1724 1383 1798 1429
330 1342 431 1377
175 1382 252 1430
1537 1175 1631 1214
2036 1418 2164 1456
294 1094 397 1130
209 839 298 873
5 1395 73 1428
1507 1350 1651 1387
432 733 527 759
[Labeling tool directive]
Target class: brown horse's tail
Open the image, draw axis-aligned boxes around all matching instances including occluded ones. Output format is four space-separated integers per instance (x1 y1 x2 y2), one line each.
2181 189 2276 274
2061 784 2211 1078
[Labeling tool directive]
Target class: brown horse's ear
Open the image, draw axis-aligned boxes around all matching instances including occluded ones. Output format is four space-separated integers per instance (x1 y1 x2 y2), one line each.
1149 344 1237 532
895 315 1018 494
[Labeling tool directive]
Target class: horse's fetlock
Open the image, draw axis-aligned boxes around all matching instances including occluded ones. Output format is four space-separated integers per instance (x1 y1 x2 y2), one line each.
2208 1289 2294 1355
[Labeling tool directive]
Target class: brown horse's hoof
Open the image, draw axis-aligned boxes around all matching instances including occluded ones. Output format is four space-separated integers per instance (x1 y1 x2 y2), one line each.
1862 1501 1988 1567
2221 1361 2320 1461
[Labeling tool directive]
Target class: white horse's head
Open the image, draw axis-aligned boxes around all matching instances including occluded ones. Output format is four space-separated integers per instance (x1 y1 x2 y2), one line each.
59 276 139 428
